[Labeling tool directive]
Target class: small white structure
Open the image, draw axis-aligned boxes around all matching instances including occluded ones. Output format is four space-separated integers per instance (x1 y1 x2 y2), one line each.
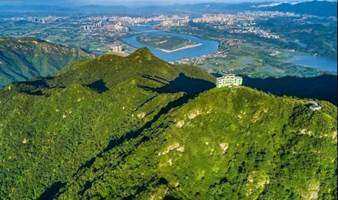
110 44 123 53
216 74 243 88
308 101 322 111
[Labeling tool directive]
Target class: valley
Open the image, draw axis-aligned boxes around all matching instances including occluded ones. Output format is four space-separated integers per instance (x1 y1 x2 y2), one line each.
0 1 336 79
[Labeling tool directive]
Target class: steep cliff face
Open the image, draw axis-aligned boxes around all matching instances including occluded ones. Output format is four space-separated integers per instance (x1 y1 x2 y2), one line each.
0 49 336 199
0 37 89 87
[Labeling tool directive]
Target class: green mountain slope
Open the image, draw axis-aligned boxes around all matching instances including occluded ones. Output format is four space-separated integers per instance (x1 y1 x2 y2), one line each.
0 37 89 87
0 49 336 199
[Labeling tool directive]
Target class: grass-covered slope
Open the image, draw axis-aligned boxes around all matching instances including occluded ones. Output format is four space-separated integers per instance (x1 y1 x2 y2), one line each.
0 49 336 199
0 37 89 87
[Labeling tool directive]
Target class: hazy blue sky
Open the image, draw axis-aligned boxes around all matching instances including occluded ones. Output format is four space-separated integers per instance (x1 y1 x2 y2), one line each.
0 0 295 6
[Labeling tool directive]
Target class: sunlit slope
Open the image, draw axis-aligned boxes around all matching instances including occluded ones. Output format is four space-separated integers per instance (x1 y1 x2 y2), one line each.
0 37 89 87
0 49 336 199
0 48 214 199
59 87 336 200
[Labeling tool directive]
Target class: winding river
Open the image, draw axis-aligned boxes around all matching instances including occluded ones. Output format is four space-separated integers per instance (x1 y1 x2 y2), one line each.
123 25 337 74
122 25 219 62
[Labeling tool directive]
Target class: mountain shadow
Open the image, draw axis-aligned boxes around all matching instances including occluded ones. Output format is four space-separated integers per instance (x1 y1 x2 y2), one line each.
243 75 337 105
139 73 215 95
13 78 109 95
86 79 109 93
13 78 57 96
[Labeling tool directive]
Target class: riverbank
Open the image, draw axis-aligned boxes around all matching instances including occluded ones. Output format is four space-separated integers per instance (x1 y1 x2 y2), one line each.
121 25 219 62
158 43 203 53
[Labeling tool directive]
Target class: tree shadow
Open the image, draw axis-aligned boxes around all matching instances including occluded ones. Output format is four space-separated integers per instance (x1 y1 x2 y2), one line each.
38 181 66 200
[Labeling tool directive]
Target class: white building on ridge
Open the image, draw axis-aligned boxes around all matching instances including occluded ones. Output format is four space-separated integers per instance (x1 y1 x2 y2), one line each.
216 74 243 88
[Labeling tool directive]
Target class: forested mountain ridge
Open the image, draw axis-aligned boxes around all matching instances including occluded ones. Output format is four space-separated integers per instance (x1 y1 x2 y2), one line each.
0 49 336 199
259 1 337 17
0 37 89 87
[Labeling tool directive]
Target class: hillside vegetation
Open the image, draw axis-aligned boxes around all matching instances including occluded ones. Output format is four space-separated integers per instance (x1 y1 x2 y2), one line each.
0 37 89 87
261 1 337 17
0 49 336 199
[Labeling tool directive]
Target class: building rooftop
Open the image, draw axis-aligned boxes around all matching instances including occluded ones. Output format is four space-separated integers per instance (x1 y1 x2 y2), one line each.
216 74 243 88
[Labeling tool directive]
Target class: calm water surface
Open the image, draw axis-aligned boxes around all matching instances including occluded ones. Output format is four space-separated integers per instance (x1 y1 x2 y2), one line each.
288 54 337 73
122 25 219 62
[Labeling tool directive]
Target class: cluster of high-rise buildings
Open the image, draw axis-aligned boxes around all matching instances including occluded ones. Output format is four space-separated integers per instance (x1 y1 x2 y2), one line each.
3 11 296 39
80 15 189 33
230 27 280 39
159 16 190 28
193 14 253 25
5 16 63 24
82 22 129 33
193 11 298 24
192 12 288 39
81 21 103 31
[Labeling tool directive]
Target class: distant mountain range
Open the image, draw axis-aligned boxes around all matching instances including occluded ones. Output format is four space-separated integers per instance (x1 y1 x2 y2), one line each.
258 1 337 17
1 48 336 199
0 1 336 16
0 3 254 16
0 37 89 87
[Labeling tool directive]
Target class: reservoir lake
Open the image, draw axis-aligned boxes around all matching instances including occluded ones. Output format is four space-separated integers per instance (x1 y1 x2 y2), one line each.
288 54 337 73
